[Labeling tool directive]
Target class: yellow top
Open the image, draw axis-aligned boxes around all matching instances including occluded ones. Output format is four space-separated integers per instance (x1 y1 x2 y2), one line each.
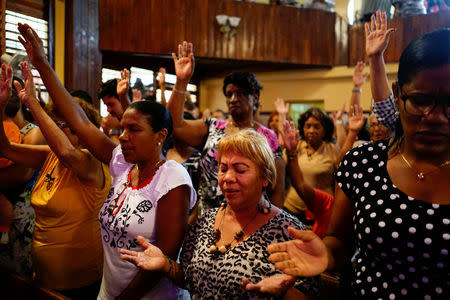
31 151 111 290
284 140 339 214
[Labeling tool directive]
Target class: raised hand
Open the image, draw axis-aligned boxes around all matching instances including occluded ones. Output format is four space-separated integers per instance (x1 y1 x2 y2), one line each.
242 273 295 296
172 41 195 84
280 121 299 154
116 69 130 96
267 227 328 277
120 235 167 271
158 67 166 88
353 61 369 88
347 104 366 133
13 61 38 108
17 23 47 68
274 98 288 115
0 63 12 106
365 10 396 58
334 102 346 123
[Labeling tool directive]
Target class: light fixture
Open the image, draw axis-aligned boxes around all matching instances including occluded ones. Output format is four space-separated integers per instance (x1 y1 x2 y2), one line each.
216 14 241 36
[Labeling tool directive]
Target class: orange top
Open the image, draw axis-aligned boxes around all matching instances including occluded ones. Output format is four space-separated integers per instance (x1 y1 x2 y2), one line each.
31 151 111 290
0 121 22 168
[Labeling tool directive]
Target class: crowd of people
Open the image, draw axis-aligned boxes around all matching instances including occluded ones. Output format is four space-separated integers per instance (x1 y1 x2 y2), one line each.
0 9 448 300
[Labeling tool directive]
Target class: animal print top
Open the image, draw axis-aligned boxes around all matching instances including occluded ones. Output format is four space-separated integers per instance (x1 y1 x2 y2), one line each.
180 208 321 299
198 118 283 211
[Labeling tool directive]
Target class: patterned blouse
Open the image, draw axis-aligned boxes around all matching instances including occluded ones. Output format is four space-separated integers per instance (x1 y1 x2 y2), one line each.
336 140 449 299
180 208 320 299
198 118 283 210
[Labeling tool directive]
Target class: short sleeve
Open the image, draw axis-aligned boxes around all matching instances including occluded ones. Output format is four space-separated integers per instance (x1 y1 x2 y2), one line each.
109 145 133 179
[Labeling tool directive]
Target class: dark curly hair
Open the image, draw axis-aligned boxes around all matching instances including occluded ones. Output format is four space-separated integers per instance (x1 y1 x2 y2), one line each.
222 72 262 110
298 107 334 143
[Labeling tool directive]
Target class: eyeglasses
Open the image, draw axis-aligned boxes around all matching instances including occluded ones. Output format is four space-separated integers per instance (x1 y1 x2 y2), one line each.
398 86 450 118
54 121 69 129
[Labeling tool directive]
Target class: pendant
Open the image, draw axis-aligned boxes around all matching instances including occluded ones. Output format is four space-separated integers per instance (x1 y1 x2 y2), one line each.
214 229 221 240
234 230 244 240
417 172 425 180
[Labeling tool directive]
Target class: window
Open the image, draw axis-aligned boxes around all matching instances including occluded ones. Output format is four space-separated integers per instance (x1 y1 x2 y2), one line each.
4 10 49 101
100 67 198 117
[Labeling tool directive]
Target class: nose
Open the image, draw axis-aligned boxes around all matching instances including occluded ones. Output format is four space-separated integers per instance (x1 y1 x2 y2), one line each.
118 130 127 142
223 169 236 182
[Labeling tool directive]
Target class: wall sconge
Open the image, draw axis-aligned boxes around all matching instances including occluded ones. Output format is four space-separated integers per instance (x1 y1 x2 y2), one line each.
216 14 241 36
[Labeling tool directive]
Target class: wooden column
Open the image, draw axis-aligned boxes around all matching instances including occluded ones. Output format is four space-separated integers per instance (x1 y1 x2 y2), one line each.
65 0 101 108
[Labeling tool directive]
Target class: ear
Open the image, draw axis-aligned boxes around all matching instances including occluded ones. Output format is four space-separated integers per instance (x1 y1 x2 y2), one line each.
158 128 168 144
262 178 269 189
392 81 401 108
252 94 260 111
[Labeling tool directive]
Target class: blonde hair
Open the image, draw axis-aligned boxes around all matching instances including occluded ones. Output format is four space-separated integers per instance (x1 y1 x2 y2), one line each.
217 129 276 190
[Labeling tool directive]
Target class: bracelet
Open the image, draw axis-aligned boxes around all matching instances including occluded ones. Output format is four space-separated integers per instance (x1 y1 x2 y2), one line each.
173 88 188 95
335 120 343 124
166 256 173 275
352 88 362 93
287 151 298 160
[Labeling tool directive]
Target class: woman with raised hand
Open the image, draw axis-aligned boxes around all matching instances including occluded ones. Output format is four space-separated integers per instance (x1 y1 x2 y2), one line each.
268 15 450 299
280 105 366 238
121 130 320 299
167 42 285 212
17 23 196 299
0 60 110 299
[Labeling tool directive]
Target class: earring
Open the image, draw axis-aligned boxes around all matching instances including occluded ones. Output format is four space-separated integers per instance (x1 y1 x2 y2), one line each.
157 142 161 146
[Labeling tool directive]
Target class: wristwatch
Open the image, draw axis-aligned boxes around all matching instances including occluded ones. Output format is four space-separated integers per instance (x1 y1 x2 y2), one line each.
108 128 121 136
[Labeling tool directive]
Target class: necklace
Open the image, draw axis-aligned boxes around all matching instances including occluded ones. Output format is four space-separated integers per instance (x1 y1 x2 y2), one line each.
107 160 164 216
209 198 271 255
209 203 259 255
44 164 57 191
400 152 450 181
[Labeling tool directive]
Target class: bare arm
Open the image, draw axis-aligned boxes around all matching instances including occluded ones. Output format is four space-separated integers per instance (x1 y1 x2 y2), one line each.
0 62 49 169
158 67 167 107
365 10 396 102
350 61 369 107
280 121 315 210
167 42 207 148
117 185 190 298
14 62 105 188
0 164 35 190
333 102 347 149
18 23 116 164
338 104 366 163
322 184 354 271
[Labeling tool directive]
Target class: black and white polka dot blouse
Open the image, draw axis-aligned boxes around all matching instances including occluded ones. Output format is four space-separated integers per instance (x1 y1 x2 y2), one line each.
336 139 449 299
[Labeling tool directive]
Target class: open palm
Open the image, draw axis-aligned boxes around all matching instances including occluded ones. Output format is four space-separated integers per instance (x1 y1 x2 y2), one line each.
243 273 295 296
365 10 396 58
347 104 366 133
13 61 37 108
120 236 167 271
116 69 130 96
280 121 299 154
267 228 328 277
0 63 12 105
17 23 47 68
172 41 195 83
